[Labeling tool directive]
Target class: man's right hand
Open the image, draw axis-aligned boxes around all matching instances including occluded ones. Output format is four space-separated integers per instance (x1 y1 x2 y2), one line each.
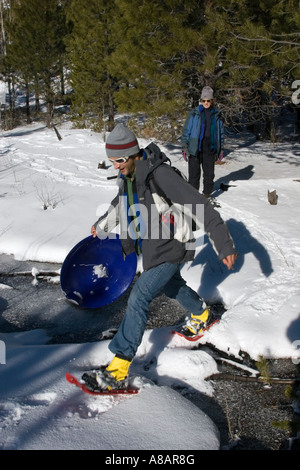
91 225 97 238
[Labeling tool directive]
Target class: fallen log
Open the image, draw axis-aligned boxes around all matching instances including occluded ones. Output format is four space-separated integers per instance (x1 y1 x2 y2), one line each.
0 270 60 278
52 124 62 141
206 373 299 385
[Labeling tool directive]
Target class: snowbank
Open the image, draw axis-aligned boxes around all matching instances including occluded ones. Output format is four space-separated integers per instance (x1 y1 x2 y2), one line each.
0 123 300 450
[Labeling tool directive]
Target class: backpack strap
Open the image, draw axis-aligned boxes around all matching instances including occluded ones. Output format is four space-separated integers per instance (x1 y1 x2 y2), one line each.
147 171 172 207
146 161 186 208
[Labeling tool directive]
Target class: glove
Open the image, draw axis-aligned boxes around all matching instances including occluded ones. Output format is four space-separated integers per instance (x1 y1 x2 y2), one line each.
182 147 190 162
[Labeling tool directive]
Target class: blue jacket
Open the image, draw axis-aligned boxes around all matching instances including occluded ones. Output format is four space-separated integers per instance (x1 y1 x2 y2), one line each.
181 105 224 158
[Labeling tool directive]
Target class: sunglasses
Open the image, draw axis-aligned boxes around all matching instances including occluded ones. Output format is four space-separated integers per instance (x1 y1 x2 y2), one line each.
108 156 130 164
201 99 211 103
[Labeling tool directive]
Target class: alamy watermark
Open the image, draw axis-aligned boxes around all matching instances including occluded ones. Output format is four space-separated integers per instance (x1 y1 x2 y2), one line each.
291 80 300 105
95 199 205 250
292 340 300 365
0 340 6 365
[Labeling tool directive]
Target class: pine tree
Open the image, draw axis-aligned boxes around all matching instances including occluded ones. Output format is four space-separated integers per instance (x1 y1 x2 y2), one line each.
199 0 300 138
66 0 118 131
2 0 299 138
108 0 203 124
4 0 69 127
0 0 18 126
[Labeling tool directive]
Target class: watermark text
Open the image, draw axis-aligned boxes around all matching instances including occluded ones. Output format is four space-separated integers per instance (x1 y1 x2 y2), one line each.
292 80 300 105
292 340 300 365
95 199 205 249
0 340 6 365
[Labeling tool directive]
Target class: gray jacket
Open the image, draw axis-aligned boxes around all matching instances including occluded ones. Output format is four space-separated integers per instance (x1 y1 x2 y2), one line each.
95 143 236 270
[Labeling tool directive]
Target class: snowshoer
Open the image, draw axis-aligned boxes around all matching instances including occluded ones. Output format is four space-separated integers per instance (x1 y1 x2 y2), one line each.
85 123 237 391
181 86 224 196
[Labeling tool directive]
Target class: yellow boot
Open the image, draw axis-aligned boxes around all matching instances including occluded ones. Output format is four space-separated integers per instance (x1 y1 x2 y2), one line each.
183 308 212 337
82 356 132 391
105 356 131 382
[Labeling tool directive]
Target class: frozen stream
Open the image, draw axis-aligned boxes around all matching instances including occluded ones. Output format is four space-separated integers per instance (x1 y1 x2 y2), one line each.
0 253 186 344
0 253 298 450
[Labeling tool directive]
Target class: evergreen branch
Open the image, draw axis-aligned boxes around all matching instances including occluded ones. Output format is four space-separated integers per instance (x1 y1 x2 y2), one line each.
232 33 300 47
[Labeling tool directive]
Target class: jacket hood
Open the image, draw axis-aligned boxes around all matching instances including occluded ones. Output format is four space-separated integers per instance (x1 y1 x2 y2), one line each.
115 142 168 190
136 142 169 183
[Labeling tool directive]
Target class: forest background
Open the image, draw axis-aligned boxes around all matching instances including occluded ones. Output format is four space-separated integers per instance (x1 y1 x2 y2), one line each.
0 0 300 142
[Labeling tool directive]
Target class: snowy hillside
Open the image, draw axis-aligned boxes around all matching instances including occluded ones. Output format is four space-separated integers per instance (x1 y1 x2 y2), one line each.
0 122 299 450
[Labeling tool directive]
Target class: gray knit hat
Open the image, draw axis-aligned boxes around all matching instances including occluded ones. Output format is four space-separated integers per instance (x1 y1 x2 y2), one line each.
201 86 214 100
106 123 140 158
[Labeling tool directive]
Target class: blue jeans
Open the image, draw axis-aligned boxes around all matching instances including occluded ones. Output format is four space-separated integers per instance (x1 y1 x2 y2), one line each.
109 262 205 359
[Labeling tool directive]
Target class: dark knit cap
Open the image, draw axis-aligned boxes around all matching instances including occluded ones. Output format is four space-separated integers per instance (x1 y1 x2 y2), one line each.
106 124 140 158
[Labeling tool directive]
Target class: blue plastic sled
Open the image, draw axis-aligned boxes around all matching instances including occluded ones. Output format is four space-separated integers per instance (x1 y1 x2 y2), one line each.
60 235 137 308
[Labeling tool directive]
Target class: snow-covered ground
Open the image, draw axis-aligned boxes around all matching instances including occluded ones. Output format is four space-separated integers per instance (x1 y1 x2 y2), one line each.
0 122 299 450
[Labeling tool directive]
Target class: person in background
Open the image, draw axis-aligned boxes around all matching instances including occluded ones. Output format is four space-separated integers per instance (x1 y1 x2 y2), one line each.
181 86 224 197
84 123 237 392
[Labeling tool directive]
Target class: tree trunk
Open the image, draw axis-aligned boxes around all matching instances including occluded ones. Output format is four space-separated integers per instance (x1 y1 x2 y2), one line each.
25 81 31 124
45 78 54 128
34 77 40 117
